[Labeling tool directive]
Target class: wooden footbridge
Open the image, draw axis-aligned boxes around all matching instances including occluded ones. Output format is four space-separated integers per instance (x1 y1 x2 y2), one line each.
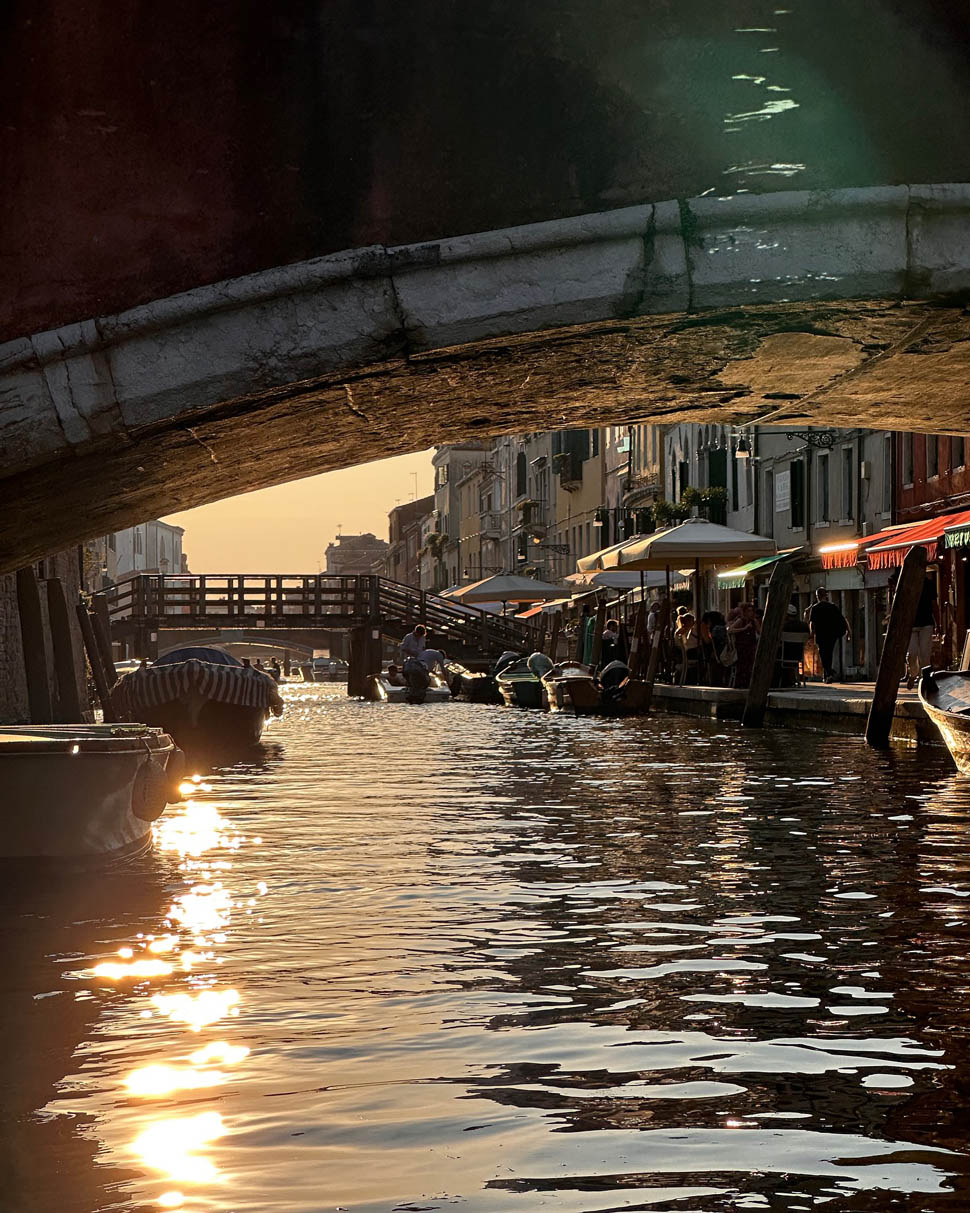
99 574 535 691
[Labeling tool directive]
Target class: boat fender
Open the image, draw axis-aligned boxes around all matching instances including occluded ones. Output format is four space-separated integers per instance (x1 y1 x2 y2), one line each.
165 747 187 803
132 753 172 822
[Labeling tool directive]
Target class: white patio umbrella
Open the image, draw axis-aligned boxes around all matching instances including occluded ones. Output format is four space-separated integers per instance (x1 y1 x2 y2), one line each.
449 573 573 615
604 519 778 615
566 569 671 590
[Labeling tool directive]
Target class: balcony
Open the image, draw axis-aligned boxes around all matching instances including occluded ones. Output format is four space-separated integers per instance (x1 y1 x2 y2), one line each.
481 512 504 538
514 499 547 529
554 452 582 491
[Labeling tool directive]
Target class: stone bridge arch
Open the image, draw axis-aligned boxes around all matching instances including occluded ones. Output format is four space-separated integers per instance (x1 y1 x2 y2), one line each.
6 2 970 571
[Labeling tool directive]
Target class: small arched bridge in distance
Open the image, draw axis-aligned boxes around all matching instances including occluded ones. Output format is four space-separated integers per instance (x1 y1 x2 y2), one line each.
100 573 535 691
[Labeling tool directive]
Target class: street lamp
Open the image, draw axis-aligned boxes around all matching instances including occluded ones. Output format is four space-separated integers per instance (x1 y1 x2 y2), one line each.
785 429 836 449
735 434 751 460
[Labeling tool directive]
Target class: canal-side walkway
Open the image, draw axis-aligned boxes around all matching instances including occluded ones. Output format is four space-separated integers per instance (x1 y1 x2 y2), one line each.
652 680 935 744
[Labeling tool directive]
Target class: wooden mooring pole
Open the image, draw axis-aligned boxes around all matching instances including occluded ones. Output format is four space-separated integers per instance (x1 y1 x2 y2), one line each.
548 610 562 663
640 596 671 714
91 594 117 686
16 566 53 723
865 544 926 747
76 602 118 722
46 577 84 722
590 600 607 669
742 559 794 729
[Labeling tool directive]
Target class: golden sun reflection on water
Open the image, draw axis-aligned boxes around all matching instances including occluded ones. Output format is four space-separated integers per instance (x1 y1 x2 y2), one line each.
190 1040 250 1067
132 1111 226 1183
93 959 174 981
151 988 240 1031
125 1064 225 1097
167 885 232 933
155 795 238 858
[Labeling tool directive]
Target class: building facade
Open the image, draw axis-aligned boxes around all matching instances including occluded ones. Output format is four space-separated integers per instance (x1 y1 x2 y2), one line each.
325 532 388 575
384 496 434 586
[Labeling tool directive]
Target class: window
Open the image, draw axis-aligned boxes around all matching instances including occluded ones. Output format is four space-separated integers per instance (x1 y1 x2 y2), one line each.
927 434 939 479
882 435 892 513
902 433 914 484
134 528 143 555
955 436 966 469
763 471 774 537
791 460 805 530
515 451 527 497
585 522 591 553
817 453 830 522
678 460 690 498
841 447 854 520
591 429 600 458
731 450 738 511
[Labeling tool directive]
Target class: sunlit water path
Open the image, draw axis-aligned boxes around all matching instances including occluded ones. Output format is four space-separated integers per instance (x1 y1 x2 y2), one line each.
5 683 970 1211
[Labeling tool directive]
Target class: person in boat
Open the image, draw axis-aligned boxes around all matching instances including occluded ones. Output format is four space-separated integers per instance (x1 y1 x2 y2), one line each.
418 647 449 680
805 588 849 684
254 658 267 672
268 658 282 683
401 624 427 663
386 663 405 687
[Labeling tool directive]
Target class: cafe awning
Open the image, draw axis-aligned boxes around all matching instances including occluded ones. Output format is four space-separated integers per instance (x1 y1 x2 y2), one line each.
817 525 913 570
716 548 802 590
865 509 970 569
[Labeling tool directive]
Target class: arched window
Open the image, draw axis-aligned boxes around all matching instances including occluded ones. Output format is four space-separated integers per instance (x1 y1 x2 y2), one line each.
515 451 527 498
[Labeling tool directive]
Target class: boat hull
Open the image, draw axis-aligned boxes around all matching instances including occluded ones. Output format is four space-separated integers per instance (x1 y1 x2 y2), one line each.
545 675 651 716
0 726 180 859
919 670 970 773
497 678 545 709
141 701 267 751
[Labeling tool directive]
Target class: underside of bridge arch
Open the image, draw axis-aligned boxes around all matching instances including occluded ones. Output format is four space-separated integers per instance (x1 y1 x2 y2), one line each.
4 185 970 572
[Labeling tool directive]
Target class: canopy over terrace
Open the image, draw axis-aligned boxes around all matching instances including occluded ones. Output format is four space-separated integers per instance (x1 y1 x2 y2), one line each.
448 574 573 615
717 549 804 592
865 509 970 569
603 519 778 615
817 525 916 570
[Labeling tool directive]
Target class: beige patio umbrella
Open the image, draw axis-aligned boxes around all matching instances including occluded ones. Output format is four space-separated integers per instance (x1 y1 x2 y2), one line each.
604 518 778 615
449 573 573 616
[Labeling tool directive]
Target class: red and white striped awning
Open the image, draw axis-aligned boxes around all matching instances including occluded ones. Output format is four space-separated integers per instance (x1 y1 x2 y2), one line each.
865 509 970 569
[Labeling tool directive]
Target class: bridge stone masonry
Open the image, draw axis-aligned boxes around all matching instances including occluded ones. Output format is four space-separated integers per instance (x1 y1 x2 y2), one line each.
5 183 970 572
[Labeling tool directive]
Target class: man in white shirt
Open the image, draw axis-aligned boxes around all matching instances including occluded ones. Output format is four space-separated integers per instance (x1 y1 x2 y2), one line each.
400 624 427 663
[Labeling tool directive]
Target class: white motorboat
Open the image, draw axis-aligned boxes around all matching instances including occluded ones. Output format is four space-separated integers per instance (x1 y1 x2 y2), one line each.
0 724 183 859
369 672 454 704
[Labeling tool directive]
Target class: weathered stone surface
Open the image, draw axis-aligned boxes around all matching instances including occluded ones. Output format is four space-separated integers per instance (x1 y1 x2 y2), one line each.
4 185 970 571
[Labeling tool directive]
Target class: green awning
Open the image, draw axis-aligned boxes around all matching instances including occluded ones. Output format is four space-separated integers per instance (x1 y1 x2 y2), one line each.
945 525 970 549
716 548 801 590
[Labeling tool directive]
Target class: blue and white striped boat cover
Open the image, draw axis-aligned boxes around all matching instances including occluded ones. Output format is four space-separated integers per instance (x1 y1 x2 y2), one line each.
113 660 283 717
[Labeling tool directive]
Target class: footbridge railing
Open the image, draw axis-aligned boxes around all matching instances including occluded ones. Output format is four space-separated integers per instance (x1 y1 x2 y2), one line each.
100 573 534 656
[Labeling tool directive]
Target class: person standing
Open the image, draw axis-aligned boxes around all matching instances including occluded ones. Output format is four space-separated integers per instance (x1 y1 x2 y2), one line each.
400 624 427 663
728 601 761 688
906 573 940 688
806 588 850 684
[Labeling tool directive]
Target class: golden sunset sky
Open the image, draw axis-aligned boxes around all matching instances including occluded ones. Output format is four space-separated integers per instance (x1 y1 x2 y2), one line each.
164 450 434 573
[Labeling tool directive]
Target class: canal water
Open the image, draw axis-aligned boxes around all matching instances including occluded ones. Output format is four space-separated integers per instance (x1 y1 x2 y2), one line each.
6 683 970 1212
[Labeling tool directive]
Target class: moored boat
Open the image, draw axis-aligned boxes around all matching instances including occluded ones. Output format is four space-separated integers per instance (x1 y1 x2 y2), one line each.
0 724 183 859
112 647 284 753
368 671 454 703
544 660 651 717
919 668 970 772
496 652 551 710
446 662 502 704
